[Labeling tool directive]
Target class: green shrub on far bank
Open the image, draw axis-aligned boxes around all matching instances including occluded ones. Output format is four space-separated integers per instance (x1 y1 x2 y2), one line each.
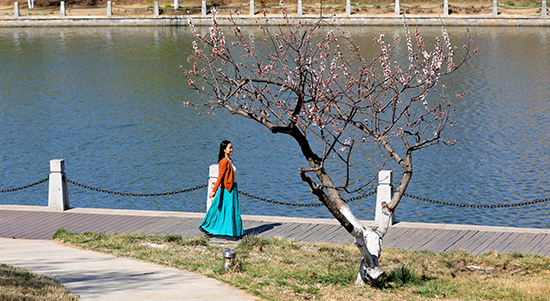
53 230 550 301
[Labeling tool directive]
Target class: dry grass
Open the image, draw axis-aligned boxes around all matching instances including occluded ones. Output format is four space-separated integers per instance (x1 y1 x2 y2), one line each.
53 229 550 301
0 263 79 301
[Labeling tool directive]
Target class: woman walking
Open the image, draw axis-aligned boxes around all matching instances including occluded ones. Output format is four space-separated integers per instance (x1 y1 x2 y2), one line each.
199 140 244 239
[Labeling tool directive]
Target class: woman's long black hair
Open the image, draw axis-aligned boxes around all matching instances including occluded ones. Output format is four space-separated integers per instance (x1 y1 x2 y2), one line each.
218 140 231 163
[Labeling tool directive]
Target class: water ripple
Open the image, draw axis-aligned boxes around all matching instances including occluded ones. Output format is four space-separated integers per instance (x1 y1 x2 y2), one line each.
0 26 549 228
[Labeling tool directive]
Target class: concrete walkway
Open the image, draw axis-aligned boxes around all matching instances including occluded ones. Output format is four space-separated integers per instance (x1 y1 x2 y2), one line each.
0 238 259 300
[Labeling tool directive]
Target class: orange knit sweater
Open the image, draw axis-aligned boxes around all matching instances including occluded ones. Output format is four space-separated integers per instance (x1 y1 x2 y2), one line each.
212 157 235 193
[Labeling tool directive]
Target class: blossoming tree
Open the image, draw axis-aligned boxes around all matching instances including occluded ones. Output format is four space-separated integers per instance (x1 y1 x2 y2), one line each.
182 11 475 284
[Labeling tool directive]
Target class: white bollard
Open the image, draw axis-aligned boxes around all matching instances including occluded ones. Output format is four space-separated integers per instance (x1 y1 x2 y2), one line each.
394 0 400 15
249 0 254 15
444 0 449 15
346 0 351 15
154 1 159 16
375 170 395 225
174 0 178 10
492 0 497 15
107 1 112 16
202 0 206 15
206 164 219 212
48 159 69 211
14 2 19 17
60 1 65 16
543 0 547 16
297 0 302 15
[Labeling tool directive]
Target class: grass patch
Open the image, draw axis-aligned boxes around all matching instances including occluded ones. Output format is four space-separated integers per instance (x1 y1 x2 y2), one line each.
53 229 550 301
0 263 78 301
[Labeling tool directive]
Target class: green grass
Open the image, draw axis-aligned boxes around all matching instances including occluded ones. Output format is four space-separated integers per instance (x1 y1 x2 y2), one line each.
53 229 550 301
0 263 79 301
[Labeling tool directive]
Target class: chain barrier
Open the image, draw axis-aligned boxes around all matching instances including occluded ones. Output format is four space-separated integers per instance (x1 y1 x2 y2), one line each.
65 178 207 197
404 193 550 208
240 190 376 207
0 178 49 193
3 175 548 210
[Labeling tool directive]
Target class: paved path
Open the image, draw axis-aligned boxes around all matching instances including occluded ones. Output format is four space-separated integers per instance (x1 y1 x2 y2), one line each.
0 238 258 301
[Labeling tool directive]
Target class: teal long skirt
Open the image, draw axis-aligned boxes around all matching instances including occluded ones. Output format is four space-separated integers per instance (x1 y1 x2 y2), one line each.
199 183 243 237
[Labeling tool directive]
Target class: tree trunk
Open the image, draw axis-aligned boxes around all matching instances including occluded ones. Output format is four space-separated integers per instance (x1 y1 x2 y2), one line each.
283 124 387 283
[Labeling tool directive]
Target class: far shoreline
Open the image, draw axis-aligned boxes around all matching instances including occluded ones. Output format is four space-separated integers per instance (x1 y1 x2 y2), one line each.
1 12 550 27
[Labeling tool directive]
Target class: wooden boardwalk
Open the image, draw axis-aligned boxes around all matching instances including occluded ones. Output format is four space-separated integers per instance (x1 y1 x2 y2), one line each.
1 205 550 257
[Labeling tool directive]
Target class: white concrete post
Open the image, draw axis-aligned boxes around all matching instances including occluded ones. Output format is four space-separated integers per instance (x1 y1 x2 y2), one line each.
14 2 19 17
154 1 159 15
206 164 219 211
249 0 254 15
174 0 178 10
201 0 206 15
297 0 302 15
48 159 69 211
107 1 112 16
543 0 547 16
27 0 34 9
492 0 497 15
444 0 449 15
394 0 400 15
375 170 395 225
346 0 351 15
60 1 65 16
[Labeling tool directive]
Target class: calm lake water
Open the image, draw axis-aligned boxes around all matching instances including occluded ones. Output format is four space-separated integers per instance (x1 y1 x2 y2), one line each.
0 25 549 228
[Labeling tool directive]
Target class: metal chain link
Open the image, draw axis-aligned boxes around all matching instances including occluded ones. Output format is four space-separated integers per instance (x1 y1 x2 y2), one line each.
65 178 207 197
3 175 548 210
240 190 376 207
0 178 49 193
404 193 550 208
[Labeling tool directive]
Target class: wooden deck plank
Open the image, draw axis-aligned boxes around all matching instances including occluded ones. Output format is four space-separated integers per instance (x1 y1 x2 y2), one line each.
305 224 345 243
445 230 480 252
536 237 550 257
3 212 63 239
1 208 549 258
491 233 523 253
431 230 470 253
254 221 289 237
522 234 550 255
475 231 510 254
383 228 419 248
524 234 550 255
319 225 352 243
469 231 505 255
63 214 119 233
425 229 466 253
420 229 460 252
261 223 301 238
292 224 325 241
459 231 493 254
139 217 197 234
283 224 318 240
303 224 341 243
390 228 436 250
382 227 415 246
322 227 352 244
407 228 441 250
500 233 539 254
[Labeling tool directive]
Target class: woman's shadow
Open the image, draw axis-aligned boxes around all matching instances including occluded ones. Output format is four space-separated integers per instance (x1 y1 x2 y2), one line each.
243 223 282 236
